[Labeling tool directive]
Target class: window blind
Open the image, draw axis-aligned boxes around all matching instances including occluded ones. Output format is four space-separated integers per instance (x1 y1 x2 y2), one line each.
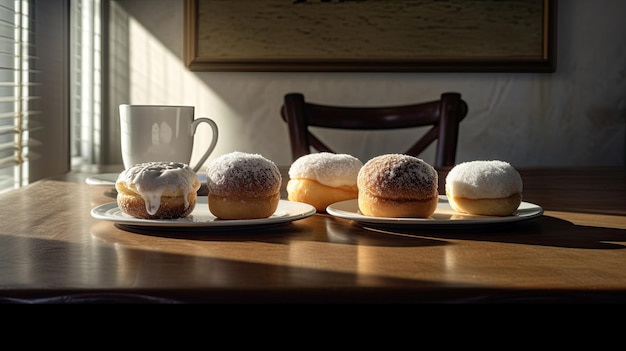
70 0 101 167
0 0 38 193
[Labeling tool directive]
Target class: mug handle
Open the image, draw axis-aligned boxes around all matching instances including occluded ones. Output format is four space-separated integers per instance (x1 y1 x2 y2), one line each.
190 117 219 173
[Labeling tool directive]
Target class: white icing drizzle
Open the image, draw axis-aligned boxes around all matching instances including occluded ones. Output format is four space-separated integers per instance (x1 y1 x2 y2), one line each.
118 161 197 215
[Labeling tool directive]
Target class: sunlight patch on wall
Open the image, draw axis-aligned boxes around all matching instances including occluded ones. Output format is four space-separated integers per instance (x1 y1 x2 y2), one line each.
122 16 240 165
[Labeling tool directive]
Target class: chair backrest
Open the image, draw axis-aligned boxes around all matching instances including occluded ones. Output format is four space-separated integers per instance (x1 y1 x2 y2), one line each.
280 92 468 168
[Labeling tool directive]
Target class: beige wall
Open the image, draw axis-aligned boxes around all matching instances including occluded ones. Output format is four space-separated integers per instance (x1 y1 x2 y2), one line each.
109 0 626 168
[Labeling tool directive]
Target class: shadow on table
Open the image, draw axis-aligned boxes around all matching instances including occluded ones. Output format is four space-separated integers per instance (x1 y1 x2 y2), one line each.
90 212 626 251
354 215 626 250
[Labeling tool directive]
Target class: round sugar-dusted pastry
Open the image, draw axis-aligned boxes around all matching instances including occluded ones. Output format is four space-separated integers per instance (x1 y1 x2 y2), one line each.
357 154 438 218
206 151 282 220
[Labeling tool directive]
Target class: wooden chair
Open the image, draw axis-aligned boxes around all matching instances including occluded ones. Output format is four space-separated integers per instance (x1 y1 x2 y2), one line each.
280 92 468 168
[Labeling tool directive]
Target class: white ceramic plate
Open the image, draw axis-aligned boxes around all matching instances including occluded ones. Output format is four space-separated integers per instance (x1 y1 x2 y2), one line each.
91 198 316 228
86 173 208 186
326 196 543 227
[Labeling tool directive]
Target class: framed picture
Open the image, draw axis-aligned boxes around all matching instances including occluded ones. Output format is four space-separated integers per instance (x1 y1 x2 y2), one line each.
184 0 557 72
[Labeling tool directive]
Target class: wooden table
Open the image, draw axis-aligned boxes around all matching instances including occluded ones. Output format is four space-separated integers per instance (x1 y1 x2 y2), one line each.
0 166 625 303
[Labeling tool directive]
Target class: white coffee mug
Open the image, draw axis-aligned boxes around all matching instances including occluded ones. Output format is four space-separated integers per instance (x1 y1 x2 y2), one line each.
119 104 218 172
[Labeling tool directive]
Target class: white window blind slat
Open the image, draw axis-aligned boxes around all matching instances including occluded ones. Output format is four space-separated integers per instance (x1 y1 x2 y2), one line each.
0 0 36 193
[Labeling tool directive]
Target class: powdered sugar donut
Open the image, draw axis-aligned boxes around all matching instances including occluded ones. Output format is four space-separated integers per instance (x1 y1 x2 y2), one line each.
206 151 282 219
357 154 438 218
287 152 363 212
445 160 523 216
116 162 200 219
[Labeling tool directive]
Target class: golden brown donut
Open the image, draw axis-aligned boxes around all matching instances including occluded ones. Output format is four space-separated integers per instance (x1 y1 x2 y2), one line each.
445 160 523 216
357 154 439 218
205 151 282 220
287 152 363 212
116 162 201 219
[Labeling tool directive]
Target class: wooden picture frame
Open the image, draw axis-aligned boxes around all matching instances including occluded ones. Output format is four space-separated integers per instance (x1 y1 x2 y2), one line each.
184 0 557 72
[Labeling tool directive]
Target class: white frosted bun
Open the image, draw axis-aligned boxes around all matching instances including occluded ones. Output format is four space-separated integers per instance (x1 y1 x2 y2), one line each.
288 152 363 188
445 160 523 216
445 160 522 199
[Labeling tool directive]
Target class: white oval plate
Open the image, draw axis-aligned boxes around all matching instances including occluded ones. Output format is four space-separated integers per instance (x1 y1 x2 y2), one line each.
326 196 543 227
91 198 316 228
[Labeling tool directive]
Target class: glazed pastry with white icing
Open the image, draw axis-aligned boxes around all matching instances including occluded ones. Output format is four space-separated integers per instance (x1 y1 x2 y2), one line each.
115 161 200 219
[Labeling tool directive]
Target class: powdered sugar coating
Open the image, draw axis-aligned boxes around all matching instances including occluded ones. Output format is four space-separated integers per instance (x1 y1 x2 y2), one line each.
206 151 281 197
288 152 363 188
445 160 522 199
357 154 438 200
